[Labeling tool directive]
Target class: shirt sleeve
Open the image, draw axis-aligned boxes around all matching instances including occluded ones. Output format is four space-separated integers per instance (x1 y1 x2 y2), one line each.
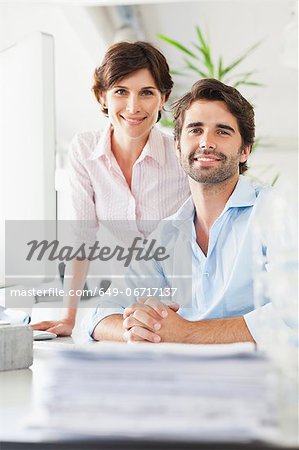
68 134 98 245
243 299 297 346
244 193 297 347
82 303 125 340
83 254 169 339
68 134 99 221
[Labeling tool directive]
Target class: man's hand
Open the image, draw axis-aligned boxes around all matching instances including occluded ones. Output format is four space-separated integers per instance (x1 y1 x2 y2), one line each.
123 297 254 344
123 297 180 343
155 308 191 343
31 318 75 337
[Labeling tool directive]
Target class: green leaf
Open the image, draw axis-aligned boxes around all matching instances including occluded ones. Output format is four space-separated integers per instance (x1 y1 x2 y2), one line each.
243 81 265 86
217 56 224 79
271 174 280 186
251 138 271 154
252 137 262 153
170 69 187 76
157 27 263 91
226 70 256 82
195 26 209 52
233 80 264 88
157 34 197 58
193 44 214 76
191 43 203 61
226 69 264 88
221 41 262 77
205 50 214 77
193 28 215 77
160 118 174 128
183 57 209 78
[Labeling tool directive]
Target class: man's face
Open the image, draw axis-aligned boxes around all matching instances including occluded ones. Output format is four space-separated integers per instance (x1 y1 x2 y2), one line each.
177 100 250 184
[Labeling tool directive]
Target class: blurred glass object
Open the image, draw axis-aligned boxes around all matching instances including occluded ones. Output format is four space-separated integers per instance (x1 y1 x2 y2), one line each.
281 1 298 69
253 183 298 445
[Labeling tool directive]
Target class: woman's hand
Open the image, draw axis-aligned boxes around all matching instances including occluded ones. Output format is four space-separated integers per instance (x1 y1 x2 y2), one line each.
31 318 75 337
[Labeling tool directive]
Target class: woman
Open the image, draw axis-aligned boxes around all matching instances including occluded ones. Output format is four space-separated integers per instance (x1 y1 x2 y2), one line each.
32 41 190 337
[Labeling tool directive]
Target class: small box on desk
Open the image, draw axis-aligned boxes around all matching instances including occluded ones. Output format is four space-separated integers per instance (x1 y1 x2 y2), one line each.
0 324 33 371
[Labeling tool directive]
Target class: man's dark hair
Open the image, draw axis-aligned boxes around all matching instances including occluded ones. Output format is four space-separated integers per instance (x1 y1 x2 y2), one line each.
173 78 255 174
93 41 173 123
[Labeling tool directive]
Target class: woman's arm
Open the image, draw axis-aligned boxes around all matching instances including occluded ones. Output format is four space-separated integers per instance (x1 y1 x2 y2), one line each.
31 258 90 336
32 134 98 336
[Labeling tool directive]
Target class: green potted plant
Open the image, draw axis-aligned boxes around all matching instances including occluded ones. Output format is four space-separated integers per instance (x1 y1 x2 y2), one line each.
158 25 263 127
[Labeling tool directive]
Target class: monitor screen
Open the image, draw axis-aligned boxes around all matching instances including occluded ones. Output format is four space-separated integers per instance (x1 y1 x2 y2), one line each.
0 32 56 288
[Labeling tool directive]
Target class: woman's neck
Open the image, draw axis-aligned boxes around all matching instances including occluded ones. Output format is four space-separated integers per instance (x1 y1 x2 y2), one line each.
111 127 149 167
110 127 151 189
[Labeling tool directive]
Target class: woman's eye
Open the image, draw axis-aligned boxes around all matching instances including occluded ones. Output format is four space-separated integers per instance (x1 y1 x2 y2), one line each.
114 89 127 95
141 90 154 96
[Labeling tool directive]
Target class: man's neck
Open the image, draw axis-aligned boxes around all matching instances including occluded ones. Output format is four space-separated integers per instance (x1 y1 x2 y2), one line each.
190 174 239 232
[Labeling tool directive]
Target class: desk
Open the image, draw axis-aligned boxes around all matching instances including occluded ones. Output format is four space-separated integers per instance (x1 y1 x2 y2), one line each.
0 338 296 450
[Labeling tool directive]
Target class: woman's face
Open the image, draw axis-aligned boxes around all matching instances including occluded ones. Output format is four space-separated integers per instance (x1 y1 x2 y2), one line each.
101 68 166 141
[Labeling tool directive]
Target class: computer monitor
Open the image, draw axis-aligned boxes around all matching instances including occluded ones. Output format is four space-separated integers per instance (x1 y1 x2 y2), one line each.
0 32 56 288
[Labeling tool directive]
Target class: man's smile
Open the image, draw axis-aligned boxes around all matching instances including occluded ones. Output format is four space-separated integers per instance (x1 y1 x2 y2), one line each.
191 151 225 166
193 156 222 162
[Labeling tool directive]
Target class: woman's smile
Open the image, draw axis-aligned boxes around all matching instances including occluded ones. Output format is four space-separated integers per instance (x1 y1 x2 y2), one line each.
120 115 147 126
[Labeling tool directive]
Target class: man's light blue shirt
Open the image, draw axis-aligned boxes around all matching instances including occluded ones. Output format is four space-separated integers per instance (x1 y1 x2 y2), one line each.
84 176 270 342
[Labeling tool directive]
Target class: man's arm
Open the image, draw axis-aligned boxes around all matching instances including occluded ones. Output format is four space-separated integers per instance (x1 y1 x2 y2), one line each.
93 300 180 343
124 298 254 344
166 313 255 344
92 312 160 342
92 314 125 341
87 294 167 343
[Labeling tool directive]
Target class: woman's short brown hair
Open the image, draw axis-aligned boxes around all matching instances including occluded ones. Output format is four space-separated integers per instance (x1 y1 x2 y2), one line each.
173 78 255 174
93 41 173 122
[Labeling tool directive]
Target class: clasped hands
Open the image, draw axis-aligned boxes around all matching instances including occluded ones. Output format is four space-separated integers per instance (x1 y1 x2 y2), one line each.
123 296 187 343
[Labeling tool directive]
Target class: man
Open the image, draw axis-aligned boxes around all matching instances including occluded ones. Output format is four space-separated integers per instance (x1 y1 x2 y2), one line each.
88 78 269 344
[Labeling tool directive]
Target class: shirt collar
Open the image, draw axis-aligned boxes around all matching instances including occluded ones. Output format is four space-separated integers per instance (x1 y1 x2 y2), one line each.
171 196 194 222
137 126 166 166
225 175 257 210
169 196 195 237
88 124 167 166
170 176 257 233
89 122 112 161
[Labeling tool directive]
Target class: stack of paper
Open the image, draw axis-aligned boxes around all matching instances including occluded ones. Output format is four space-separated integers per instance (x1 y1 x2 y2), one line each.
28 342 279 442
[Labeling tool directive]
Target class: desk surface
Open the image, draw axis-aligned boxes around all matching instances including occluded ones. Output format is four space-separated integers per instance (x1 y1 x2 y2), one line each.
0 338 296 450
0 335 90 443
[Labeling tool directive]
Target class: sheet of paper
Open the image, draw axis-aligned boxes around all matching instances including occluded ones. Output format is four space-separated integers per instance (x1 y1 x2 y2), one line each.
26 342 279 443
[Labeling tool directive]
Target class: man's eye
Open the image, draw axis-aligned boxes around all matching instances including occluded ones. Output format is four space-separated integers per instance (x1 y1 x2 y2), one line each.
218 130 230 135
189 128 201 134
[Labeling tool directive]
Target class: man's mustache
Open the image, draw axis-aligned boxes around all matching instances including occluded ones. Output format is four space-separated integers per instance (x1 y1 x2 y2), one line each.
189 149 227 162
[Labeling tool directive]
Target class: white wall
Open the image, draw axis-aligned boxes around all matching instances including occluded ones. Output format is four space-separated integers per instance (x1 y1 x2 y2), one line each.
1 1 297 146
0 4 108 151
138 0 298 186
139 1 298 143
0 1 297 189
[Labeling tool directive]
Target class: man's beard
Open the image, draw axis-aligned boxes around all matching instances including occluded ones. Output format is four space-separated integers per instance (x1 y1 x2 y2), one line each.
179 148 242 184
